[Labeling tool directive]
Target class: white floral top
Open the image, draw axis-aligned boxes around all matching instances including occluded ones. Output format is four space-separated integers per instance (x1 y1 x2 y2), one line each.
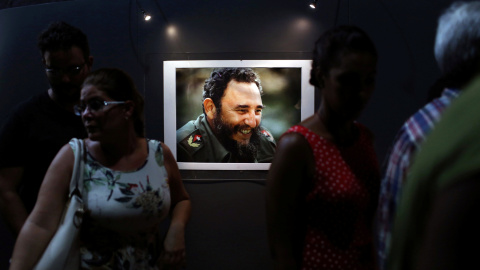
69 139 171 270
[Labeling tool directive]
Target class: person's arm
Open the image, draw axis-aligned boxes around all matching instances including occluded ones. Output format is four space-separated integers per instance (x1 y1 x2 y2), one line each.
159 142 191 269
0 167 27 235
266 133 314 270
9 144 74 270
0 109 29 236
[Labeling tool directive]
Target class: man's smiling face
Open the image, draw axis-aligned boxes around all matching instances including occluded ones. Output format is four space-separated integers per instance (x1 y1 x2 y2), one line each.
214 80 263 145
209 80 264 162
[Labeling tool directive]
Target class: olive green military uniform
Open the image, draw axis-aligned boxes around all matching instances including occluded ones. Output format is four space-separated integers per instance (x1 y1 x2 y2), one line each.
176 114 276 162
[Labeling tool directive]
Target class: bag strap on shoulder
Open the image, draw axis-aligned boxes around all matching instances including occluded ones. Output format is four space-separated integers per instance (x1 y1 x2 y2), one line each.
69 138 85 198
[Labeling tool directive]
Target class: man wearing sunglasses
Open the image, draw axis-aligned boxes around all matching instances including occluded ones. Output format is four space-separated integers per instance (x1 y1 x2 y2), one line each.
0 21 92 237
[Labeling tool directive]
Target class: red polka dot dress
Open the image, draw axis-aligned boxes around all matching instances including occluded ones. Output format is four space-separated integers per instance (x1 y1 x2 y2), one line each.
286 124 380 270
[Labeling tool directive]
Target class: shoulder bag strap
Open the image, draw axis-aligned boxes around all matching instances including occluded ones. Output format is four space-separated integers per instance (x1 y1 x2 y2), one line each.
69 138 85 197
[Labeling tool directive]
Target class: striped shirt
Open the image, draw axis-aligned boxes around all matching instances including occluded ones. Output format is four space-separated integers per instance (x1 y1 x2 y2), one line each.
376 88 460 270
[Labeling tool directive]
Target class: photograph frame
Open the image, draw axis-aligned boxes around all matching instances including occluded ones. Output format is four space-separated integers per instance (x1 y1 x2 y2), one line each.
164 60 315 170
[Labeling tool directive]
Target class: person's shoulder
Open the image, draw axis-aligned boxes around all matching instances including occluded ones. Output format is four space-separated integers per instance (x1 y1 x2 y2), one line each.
176 119 199 140
280 124 312 139
272 131 312 166
9 92 47 116
0 92 47 132
277 126 311 149
145 138 167 166
176 116 209 161
258 125 276 145
398 95 452 145
147 138 161 147
177 128 205 154
409 88 460 128
176 115 206 151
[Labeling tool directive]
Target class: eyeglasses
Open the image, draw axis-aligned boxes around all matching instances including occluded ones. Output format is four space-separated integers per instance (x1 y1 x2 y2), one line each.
45 63 85 77
74 100 126 116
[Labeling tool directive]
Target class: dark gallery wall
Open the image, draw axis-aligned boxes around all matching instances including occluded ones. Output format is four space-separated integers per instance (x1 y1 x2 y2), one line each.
0 0 463 269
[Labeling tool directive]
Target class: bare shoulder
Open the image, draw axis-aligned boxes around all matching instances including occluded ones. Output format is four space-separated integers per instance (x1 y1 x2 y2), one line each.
160 141 174 159
271 131 313 172
54 143 75 167
159 141 179 172
267 129 314 202
45 143 75 185
276 132 311 154
34 143 74 210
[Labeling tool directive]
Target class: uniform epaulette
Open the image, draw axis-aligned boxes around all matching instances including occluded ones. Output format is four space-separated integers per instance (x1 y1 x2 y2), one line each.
179 129 204 154
260 128 276 144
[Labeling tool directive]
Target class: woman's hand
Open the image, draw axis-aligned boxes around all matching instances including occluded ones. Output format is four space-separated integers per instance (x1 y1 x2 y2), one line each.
158 143 191 270
158 223 186 270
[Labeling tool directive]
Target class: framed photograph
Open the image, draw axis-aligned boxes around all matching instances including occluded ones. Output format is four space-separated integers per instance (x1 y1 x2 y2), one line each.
164 60 315 170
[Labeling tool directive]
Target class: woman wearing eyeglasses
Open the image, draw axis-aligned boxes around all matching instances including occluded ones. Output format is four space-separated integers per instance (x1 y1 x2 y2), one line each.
10 68 191 270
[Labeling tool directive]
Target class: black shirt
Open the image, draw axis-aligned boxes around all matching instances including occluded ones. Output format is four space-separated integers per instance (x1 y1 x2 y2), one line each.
0 91 87 212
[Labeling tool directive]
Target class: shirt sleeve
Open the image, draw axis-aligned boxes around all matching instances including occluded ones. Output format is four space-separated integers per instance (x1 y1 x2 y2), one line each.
376 126 417 269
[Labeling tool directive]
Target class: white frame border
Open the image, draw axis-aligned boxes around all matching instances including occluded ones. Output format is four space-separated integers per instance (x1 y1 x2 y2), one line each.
164 60 314 170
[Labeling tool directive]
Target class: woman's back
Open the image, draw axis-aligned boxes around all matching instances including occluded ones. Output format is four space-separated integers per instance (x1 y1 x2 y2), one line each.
285 124 379 270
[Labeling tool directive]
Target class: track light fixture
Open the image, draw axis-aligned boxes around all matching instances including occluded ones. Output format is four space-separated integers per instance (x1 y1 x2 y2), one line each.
135 0 152 21
309 0 317 9
141 9 152 21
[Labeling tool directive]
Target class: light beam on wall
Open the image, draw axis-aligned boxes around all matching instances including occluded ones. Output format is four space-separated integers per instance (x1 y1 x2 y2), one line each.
167 25 177 37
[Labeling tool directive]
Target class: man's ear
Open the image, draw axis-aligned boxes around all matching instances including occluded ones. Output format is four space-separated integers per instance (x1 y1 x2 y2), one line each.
203 98 217 120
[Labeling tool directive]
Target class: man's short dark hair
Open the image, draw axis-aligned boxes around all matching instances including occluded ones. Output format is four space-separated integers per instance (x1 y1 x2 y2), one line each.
37 21 90 60
202 68 263 114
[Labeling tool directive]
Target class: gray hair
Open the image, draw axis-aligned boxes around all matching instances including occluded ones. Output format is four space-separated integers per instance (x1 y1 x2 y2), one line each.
434 1 480 88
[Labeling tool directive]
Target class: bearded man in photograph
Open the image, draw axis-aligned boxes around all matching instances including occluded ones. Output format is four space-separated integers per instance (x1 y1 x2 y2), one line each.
176 67 276 163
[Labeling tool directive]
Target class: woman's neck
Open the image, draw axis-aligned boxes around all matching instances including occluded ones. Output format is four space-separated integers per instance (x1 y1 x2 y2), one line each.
88 129 143 169
100 133 139 157
316 108 357 146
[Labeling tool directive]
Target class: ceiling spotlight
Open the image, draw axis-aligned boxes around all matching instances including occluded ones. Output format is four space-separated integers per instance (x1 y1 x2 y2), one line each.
141 9 151 21
309 0 317 9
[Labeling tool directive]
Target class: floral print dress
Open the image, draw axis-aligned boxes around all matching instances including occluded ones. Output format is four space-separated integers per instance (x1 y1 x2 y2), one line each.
69 139 171 270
